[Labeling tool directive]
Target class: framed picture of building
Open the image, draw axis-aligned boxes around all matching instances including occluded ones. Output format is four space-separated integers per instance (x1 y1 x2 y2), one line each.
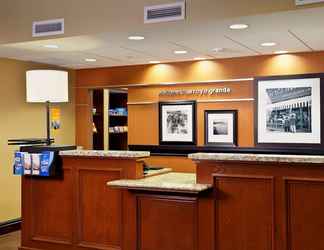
255 74 323 148
205 110 238 147
159 101 196 145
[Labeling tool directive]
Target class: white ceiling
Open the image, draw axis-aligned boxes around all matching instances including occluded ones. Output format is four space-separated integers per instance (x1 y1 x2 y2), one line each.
0 6 324 69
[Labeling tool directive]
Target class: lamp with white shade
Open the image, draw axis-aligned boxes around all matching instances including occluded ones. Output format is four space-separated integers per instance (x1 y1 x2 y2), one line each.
26 70 69 145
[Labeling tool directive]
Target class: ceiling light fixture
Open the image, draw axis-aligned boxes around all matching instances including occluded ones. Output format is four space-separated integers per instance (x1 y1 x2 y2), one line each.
229 24 249 30
174 50 188 54
194 57 207 60
274 50 289 54
85 58 97 62
43 44 59 49
149 60 161 64
128 35 145 40
261 42 277 47
212 48 224 52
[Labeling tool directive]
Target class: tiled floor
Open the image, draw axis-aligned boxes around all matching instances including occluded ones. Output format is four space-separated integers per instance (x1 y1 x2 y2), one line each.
0 231 20 250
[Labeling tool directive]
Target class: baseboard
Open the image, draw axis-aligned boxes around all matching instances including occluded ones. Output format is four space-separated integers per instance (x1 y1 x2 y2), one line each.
0 218 21 235
19 248 40 250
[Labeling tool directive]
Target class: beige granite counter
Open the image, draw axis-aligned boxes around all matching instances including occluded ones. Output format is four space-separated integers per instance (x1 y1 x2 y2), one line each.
107 172 212 193
59 150 150 158
189 153 324 164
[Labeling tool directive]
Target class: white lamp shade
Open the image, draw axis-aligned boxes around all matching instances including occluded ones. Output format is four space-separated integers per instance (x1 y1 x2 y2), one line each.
26 70 69 103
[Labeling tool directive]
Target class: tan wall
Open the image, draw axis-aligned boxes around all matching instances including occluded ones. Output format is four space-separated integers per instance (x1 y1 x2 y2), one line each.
0 58 75 223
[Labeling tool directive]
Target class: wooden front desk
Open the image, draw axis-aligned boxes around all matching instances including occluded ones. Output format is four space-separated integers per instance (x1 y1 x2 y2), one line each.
19 152 324 250
19 154 145 250
194 154 324 250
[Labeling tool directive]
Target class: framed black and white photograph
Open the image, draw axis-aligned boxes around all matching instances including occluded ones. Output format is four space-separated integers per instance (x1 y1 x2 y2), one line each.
159 101 196 145
256 74 323 148
205 110 237 146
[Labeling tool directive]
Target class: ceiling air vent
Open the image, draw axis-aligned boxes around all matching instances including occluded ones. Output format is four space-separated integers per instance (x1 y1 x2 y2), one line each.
295 0 324 5
32 18 64 37
144 2 186 24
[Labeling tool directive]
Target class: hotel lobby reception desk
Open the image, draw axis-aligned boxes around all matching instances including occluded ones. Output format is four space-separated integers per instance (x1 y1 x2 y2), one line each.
19 150 150 250
190 153 324 250
19 150 324 250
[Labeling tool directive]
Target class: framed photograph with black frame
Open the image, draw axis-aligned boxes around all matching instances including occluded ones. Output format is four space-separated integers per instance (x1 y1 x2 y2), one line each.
159 101 196 145
205 110 238 147
255 73 324 149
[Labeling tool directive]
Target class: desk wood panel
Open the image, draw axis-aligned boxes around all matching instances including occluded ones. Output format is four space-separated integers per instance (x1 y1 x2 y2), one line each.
31 170 73 246
136 194 198 250
76 168 122 249
285 178 324 250
214 175 274 250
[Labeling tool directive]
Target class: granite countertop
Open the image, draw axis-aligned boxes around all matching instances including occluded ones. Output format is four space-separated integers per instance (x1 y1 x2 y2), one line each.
59 150 150 158
189 153 324 164
107 172 212 193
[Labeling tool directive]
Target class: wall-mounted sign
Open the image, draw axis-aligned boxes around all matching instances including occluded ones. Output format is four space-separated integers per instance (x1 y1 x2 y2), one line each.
295 0 324 5
51 107 61 131
159 88 231 96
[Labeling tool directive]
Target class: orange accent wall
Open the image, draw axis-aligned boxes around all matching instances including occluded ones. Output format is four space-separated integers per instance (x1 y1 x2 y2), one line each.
75 51 324 170
75 52 324 150
144 156 196 173
127 81 254 147
76 52 324 87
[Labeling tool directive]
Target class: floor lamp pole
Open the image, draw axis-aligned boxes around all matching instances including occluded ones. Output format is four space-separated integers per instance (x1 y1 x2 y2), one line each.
46 101 51 145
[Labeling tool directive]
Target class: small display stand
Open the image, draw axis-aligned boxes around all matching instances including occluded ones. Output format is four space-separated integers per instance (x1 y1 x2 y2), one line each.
9 138 76 177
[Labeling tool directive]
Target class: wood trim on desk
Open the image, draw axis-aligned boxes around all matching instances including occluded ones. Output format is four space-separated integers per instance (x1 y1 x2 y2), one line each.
30 236 72 246
19 247 42 250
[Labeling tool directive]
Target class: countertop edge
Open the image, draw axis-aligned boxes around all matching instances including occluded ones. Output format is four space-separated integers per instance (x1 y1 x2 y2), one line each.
107 173 212 193
59 150 150 159
188 153 324 164
108 184 211 194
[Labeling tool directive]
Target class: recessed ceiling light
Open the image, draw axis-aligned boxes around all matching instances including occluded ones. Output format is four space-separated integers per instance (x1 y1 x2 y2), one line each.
229 24 249 30
194 57 207 60
128 35 145 40
261 42 277 47
274 50 289 54
174 50 188 54
149 60 161 64
43 44 59 49
85 58 97 62
212 48 224 52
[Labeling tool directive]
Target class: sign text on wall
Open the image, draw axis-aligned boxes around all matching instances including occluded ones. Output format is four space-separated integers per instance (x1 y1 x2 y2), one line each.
159 87 231 96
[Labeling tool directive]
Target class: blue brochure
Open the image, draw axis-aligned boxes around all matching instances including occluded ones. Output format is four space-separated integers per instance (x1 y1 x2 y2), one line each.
40 151 55 176
14 152 24 175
